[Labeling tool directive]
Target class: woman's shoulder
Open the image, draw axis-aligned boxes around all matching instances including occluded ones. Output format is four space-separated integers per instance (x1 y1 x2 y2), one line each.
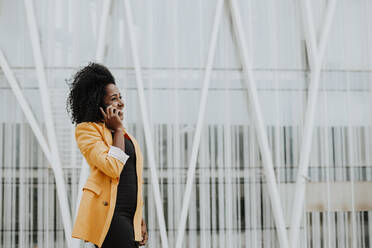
76 121 104 129
75 122 105 136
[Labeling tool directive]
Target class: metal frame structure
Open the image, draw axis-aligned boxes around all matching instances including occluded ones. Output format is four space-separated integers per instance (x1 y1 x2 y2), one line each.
175 0 225 247
0 0 74 247
289 1 338 247
176 1 290 247
0 0 343 247
229 0 290 247
0 46 74 246
23 0 74 245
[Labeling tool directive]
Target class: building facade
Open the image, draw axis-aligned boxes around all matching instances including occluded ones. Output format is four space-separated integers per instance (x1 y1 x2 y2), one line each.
0 0 371 247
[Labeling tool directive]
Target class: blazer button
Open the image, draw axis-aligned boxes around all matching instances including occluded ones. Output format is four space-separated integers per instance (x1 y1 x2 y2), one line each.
103 201 109 206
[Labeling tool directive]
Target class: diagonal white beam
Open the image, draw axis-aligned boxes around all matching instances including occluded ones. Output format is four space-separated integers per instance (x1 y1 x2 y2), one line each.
96 0 112 62
72 1 113 247
0 50 53 164
175 0 225 247
298 0 318 70
24 0 73 247
229 0 290 247
122 0 169 247
289 1 337 247
316 0 337 68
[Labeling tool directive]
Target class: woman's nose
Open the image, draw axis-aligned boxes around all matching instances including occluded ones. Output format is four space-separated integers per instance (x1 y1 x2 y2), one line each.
118 99 124 108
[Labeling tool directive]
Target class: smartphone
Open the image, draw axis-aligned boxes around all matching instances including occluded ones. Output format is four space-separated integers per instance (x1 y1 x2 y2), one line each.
102 104 109 110
101 104 121 116
100 104 109 118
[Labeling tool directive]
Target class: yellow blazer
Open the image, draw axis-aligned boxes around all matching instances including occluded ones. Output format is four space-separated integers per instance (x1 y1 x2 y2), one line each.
71 122 144 247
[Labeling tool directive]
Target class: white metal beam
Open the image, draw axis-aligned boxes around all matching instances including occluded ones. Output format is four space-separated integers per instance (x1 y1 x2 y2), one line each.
229 0 290 247
298 0 318 70
122 0 169 247
0 49 53 163
289 1 337 247
175 0 225 247
96 0 112 62
24 0 73 247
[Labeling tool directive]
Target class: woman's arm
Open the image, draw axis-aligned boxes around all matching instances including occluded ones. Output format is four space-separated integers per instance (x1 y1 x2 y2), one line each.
112 127 125 151
76 122 128 179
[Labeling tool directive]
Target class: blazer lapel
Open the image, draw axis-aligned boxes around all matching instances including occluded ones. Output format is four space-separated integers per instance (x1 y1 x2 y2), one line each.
101 123 113 146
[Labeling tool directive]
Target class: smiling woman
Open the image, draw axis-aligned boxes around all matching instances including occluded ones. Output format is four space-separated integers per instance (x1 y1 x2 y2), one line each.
101 84 125 122
66 63 148 248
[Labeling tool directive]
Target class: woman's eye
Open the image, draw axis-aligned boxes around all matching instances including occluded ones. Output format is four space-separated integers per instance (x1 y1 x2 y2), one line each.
119 96 122 99
111 98 116 101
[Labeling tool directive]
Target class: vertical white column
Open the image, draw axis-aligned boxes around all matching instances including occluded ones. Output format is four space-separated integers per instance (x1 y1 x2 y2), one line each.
171 0 181 246
345 74 357 247
364 0 372 246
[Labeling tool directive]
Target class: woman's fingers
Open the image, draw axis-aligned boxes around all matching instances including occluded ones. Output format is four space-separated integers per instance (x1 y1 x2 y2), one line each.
99 107 106 119
112 107 121 120
115 110 122 121
118 110 123 119
107 105 114 119
141 231 148 245
103 105 122 124
110 107 120 119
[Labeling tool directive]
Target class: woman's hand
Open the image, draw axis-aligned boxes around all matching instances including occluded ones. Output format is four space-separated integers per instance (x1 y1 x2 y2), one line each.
100 105 123 131
138 218 148 246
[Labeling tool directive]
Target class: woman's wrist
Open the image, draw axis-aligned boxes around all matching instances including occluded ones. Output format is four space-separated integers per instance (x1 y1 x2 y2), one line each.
114 126 124 132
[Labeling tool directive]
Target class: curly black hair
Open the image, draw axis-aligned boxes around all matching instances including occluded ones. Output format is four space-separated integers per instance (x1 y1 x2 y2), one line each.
66 63 116 125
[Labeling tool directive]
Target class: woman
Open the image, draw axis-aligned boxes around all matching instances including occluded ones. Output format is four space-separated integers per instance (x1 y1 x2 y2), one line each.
67 63 148 248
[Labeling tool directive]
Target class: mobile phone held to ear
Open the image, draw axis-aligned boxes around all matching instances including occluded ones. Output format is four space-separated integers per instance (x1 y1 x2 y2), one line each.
101 104 122 119
103 104 110 110
100 104 109 118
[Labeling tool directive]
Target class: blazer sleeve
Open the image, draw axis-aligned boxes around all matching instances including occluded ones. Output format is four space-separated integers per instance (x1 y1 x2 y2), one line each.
75 122 129 179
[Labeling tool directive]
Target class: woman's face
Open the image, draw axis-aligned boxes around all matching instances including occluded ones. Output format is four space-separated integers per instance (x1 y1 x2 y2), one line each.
103 84 125 120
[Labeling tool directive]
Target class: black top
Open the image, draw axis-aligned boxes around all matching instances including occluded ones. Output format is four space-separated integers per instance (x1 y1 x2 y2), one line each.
114 135 138 218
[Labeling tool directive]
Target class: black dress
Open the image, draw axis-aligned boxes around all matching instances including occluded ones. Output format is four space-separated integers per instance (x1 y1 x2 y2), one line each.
96 135 138 248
